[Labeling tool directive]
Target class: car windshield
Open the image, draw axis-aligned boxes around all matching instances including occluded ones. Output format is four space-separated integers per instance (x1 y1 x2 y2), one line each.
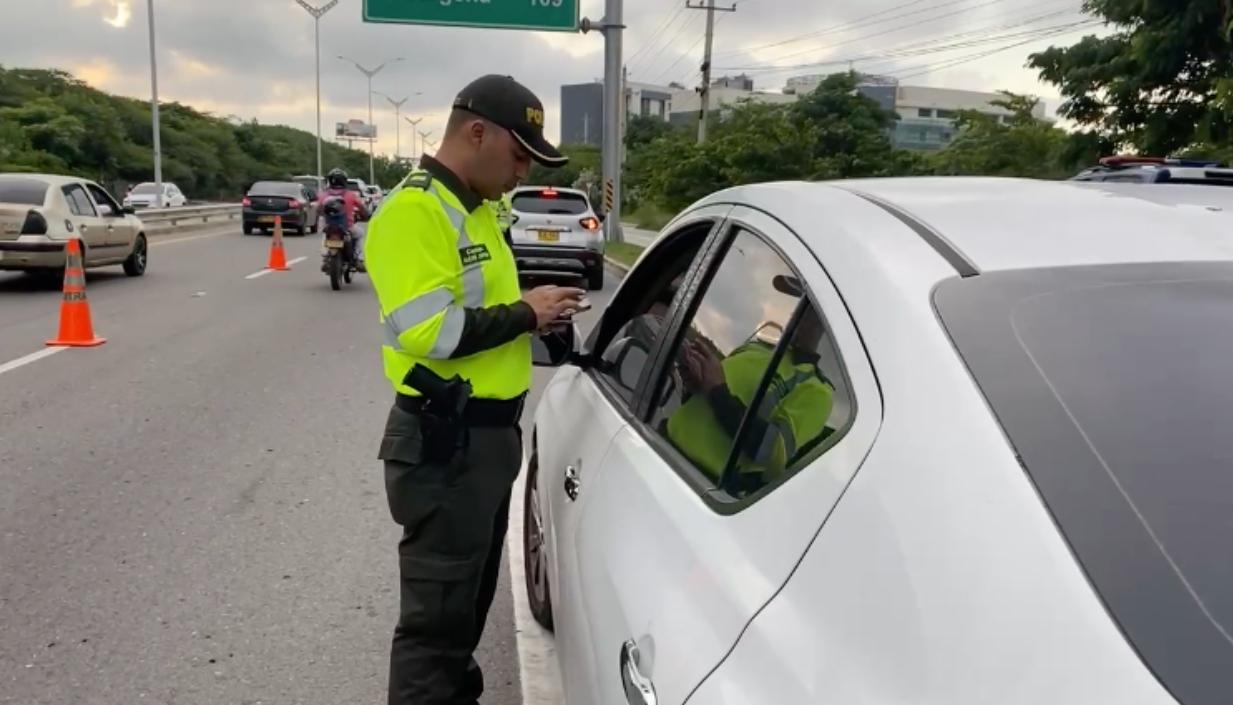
131 183 162 195
248 182 301 197
513 191 589 216
935 262 1233 705
0 177 49 205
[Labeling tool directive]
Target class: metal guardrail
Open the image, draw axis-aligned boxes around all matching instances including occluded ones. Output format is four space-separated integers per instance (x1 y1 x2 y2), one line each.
136 204 241 231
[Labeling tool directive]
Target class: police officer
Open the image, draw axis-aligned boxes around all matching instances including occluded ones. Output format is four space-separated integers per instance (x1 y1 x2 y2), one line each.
365 75 584 705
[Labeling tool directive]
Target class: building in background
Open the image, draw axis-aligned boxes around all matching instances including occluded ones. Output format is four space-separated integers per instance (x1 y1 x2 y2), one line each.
667 75 795 128
712 74 755 91
561 80 675 147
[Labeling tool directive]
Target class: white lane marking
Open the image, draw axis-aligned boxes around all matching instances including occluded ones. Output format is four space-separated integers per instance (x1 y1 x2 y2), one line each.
245 257 307 280
507 454 566 705
0 346 66 377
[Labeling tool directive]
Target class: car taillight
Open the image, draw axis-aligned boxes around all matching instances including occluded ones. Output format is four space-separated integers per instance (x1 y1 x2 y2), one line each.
580 217 600 231
242 197 251 207
541 188 558 198
511 214 519 224
21 210 47 235
287 199 301 209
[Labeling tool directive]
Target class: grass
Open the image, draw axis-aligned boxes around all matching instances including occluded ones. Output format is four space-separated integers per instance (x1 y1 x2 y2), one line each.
624 203 674 231
605 242 645 269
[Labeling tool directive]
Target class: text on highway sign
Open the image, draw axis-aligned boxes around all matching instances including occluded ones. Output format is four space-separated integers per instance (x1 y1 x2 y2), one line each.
363 0 579 32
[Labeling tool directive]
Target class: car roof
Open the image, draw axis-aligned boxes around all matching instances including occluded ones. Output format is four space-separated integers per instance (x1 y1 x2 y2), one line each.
0 173 95 187
713 177 1233 274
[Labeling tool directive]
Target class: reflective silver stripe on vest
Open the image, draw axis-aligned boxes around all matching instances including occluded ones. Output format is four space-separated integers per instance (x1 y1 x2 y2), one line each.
430 184 486 308
753 367 817 464
385 287 453 339
430 305 465 358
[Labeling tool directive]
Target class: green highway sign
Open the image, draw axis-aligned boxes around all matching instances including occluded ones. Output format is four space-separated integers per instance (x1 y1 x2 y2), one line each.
363 0 579 32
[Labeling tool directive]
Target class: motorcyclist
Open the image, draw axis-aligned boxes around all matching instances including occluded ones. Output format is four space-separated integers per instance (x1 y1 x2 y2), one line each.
318 167 369 271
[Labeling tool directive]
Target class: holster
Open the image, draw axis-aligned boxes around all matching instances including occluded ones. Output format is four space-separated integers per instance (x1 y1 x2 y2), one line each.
400 365 473 464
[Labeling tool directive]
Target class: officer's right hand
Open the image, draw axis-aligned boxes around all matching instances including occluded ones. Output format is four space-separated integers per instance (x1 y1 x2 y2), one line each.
522 285 586 329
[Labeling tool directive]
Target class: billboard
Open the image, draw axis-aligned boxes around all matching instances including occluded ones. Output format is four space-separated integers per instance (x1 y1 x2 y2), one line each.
336 119 377 140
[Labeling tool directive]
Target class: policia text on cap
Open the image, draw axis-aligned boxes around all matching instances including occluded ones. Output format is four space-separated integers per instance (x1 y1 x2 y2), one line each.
365 75 585 705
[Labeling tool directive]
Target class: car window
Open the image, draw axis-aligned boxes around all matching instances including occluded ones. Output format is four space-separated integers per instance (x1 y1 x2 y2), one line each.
62 184 97 217
249 182 302 197
513 190 590 215
591 223 713 410
647 227 856 501
131 183 160 195
86 184 120 216
0 177 49 205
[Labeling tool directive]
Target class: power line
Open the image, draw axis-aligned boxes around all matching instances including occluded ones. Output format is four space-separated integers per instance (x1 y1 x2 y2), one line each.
632 9 703 79
719 8 1088 74
712 0 976 61
886 20 1099 79
627 3 688 68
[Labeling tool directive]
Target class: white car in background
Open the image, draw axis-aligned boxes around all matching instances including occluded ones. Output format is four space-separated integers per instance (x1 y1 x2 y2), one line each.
123 181 186 209
0 173 147 276
526 178 1233 705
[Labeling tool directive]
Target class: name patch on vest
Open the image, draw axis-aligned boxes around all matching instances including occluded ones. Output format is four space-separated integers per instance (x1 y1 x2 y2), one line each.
460 244 492 266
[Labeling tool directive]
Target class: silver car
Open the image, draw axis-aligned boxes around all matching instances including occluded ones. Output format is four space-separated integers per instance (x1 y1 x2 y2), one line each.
509 185 605 290
0 173 147 276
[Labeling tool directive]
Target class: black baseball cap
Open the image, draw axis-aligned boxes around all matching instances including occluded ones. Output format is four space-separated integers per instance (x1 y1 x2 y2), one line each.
452 74 568 168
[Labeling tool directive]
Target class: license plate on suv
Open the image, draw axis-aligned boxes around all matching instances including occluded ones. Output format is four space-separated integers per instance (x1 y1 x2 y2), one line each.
536 230 560 242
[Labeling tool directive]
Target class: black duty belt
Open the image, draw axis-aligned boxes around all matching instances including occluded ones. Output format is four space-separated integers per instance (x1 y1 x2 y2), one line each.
396 392 526 427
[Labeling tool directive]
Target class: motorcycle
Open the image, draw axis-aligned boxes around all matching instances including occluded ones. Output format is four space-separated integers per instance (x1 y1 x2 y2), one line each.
320 197 359 290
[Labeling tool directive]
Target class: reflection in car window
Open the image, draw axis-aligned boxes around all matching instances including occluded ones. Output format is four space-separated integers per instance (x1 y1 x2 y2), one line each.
596 233 707 409
62 185 97 217
650 227 854 499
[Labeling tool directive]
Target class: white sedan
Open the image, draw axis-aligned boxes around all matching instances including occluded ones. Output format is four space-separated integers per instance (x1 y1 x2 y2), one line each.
0 173 148 276
527 177 1233 705
123 181 187 209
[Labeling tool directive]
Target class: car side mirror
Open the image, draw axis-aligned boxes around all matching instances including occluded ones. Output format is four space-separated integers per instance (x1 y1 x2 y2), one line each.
533 323 585 368
122 206 136 216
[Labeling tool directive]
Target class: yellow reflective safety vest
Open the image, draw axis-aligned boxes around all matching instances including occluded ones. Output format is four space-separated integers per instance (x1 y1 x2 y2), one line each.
666 341 834 481
493 192 513 232
366 171 530 400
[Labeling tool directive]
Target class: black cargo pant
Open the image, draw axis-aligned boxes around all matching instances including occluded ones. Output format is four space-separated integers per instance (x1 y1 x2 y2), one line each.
379 403 522 705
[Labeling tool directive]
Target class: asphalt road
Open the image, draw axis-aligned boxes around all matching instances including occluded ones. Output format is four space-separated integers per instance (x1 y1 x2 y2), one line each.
0 225 616 705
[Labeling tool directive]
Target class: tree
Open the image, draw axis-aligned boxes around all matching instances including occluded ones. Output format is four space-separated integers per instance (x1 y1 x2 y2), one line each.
928 92 1071 178
1029 0 1233 154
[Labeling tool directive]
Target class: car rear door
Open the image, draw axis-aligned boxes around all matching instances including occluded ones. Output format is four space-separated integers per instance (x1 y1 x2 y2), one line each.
62 182 107 255
570 206 882 705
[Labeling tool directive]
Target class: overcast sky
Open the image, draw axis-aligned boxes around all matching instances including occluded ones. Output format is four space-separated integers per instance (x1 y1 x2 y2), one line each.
5 0 1105 158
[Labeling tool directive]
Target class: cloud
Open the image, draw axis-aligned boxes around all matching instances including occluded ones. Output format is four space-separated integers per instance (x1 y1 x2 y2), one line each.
10 0 1102 153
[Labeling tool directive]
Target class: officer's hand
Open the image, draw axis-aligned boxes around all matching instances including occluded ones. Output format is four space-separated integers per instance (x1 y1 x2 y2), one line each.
523 285 586 329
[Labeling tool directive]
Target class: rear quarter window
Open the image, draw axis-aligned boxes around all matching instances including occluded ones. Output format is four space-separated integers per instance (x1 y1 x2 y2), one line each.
513 192 589 216
0 177 49 206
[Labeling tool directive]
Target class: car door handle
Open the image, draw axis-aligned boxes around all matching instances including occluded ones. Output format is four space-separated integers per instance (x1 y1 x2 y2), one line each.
563 463 581 502
620 640 657 705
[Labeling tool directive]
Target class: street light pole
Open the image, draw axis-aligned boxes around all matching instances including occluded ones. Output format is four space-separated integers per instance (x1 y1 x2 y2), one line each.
338 55 403 184
145 0 163 208
419 130 435 156
293 0 340 181
375 91 409 162
404 116 423 163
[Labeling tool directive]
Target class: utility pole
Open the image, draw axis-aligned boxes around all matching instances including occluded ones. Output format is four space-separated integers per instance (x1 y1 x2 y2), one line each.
293 0 339 180
687 0 736 144
418 130 434 156
580 0 625 243
145 0 163 207
338 55 404 184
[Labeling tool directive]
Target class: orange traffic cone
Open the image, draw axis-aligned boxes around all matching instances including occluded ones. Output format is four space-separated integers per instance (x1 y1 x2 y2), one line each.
267 215 290 271
47 238 105 347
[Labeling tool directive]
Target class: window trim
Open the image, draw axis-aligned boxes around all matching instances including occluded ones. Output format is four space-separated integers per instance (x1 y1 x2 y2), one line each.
86 183 121 217
632 217 863 515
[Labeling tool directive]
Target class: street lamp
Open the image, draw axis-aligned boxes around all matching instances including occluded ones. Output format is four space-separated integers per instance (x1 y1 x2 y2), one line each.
145 0 163 207
404 116 423 162
374 91 409 162
338 55 404 184
293 0 340 181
